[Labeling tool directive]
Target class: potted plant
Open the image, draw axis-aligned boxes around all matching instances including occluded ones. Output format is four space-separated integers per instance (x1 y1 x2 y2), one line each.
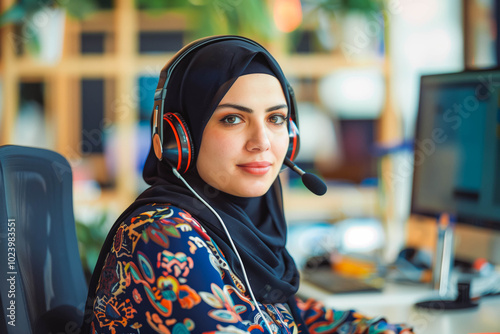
0 0 98 62
296 0 387 54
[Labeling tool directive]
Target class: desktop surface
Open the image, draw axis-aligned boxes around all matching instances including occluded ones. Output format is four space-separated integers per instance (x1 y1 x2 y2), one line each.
298 279 500 334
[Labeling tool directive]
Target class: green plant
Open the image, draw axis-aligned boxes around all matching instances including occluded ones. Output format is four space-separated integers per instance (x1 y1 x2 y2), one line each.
75 213 109 281
0 0 98 23
135 0 276 42
0 0 98 55
303 0 385 14
294 0 386 52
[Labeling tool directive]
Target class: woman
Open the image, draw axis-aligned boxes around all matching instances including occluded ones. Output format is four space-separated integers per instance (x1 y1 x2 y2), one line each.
83 36 413 334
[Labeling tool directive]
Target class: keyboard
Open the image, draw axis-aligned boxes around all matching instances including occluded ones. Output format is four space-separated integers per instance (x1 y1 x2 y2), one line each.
302 269 383 294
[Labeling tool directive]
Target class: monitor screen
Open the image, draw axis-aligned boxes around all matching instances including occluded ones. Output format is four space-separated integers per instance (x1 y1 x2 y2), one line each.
411 69 500 230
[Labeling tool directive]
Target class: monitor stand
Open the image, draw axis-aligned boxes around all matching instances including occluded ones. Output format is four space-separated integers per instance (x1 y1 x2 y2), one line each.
415 281 478 310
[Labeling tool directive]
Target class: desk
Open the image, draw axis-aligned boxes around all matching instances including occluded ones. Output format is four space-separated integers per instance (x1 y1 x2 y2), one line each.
298 280 500 334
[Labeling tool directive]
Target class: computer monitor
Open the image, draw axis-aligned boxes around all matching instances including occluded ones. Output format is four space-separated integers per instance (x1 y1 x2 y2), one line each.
411 69 500 231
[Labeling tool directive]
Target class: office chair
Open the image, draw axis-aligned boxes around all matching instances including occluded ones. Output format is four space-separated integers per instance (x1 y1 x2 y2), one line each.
0 145 87 334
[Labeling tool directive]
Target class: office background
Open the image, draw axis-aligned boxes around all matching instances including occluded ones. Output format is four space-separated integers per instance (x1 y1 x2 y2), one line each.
0 0 499 308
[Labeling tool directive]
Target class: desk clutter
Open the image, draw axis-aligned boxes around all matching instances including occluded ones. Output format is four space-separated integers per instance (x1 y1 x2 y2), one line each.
288 220 500 307
288 219 387 293
301 254 384 294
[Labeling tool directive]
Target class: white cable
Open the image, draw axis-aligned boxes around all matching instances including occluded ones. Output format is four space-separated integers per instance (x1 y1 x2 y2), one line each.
172 167 274 333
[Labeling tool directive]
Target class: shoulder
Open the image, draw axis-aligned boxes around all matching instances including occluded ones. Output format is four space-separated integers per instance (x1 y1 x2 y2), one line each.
106 203 213 264
117 203 233 288
121 203 210 241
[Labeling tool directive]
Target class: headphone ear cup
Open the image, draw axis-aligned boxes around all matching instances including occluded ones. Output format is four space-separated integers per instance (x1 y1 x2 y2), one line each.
162 113 194 174
286 119 300 161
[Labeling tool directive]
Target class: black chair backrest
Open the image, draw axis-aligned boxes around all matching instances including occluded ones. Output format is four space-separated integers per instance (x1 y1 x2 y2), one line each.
0 145 87 334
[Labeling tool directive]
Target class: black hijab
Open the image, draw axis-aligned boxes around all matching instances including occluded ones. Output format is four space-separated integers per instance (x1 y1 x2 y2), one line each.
84 37 307 333
139 38 301 304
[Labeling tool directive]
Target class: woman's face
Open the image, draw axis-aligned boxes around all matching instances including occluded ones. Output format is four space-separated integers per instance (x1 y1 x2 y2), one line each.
197 73 289 197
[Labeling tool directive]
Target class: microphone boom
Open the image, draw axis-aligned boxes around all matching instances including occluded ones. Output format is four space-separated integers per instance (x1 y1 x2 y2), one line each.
284 158 327 196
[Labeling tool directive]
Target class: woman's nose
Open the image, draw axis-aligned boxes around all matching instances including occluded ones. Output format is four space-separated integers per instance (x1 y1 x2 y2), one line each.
246 122 271 152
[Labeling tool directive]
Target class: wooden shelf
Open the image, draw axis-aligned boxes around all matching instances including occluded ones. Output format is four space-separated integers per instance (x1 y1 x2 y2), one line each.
277 53 386 78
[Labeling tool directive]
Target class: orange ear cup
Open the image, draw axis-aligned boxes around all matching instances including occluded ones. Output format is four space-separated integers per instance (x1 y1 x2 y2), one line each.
287 120 300 161
161 113 194 174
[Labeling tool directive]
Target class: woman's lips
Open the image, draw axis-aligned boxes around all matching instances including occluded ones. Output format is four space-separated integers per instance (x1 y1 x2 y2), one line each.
237 162 272 175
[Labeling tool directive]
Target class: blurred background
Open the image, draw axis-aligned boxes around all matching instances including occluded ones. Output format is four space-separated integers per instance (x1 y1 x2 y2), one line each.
0 0 498 280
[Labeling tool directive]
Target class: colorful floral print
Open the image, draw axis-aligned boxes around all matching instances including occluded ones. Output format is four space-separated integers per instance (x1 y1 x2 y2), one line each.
91 204 413 334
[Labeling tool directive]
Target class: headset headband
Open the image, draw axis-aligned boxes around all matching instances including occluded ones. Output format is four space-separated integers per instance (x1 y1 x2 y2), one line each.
152 35 300 170
154 36 266 147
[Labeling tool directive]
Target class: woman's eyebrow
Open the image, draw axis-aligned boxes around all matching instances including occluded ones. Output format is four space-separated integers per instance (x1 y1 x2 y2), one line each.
216 103 288 113
266 104 288 112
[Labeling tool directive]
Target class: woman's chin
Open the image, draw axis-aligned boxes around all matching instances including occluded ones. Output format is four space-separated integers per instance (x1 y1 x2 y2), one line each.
225 182 273 198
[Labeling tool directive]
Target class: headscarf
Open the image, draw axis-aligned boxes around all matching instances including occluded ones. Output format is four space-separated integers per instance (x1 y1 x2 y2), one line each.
139 37 301 304
83 37 304 332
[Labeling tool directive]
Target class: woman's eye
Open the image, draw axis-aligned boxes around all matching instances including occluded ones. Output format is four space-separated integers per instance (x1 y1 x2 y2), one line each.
221 115 243 125
269 114 286 125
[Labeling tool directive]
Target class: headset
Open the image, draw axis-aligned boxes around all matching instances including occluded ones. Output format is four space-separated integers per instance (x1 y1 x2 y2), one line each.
151 35 300 174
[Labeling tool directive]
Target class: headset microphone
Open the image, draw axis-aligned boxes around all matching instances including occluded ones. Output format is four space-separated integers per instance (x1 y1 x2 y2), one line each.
284 157 327 196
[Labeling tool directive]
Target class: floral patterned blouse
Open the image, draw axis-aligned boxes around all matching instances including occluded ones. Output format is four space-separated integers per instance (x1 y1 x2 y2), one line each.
90 203 413 334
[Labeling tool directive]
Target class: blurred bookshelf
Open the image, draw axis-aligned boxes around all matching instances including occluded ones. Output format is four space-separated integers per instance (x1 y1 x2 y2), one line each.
0 0 395 222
